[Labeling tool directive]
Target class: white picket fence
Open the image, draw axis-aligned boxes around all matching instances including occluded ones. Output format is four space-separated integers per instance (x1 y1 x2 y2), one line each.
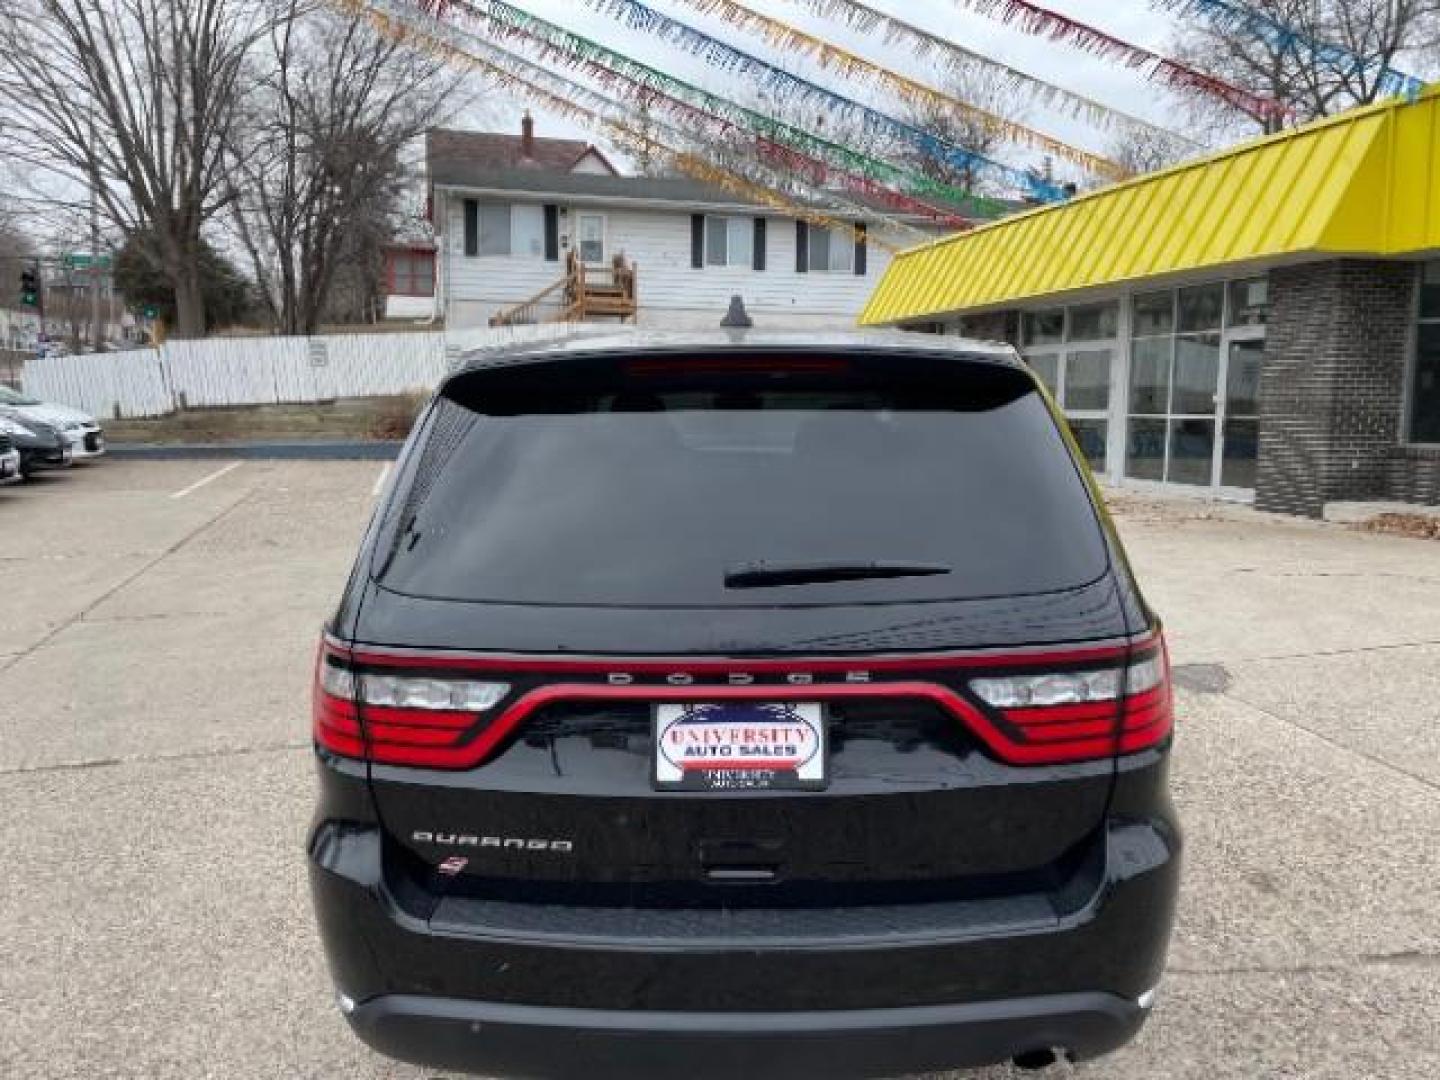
20 323 621 420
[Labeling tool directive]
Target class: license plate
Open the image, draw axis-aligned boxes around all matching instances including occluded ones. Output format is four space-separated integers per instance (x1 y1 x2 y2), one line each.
653 702 826 792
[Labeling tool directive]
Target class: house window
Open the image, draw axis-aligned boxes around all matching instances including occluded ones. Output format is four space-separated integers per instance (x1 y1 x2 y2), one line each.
479 203 511 256
704 217 753 268
1411 260 1440 443
807 226 854 274
389 251 435 297
512 205 545 259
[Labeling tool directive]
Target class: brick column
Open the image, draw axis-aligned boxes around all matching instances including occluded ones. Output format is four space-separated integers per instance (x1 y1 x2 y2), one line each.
1255 260 1417 517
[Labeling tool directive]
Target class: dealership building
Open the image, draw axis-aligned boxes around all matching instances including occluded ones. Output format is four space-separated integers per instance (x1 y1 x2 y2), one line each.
862 86 1440 517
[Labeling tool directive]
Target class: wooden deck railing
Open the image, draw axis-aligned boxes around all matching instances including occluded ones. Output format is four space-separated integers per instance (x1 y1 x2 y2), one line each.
490 251 638 327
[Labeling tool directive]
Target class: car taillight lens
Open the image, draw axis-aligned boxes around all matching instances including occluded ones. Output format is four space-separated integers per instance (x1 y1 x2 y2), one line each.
312 647 510 768
968 641 1173 764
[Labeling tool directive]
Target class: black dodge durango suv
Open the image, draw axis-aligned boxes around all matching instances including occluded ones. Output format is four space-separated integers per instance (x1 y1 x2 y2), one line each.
309 330 1181 1079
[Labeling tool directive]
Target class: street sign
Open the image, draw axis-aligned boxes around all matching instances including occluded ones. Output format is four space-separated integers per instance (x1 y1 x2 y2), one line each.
62 253 113 271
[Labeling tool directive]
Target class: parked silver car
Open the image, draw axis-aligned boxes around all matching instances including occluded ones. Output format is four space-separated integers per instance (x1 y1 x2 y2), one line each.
0 386 105 460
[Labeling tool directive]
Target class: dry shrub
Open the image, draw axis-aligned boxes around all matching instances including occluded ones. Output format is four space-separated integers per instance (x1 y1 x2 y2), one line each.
1359 512 1440 541
369 392 428 440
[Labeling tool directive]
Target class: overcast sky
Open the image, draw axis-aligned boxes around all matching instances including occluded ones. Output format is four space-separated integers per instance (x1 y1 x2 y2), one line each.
465 0 1210 183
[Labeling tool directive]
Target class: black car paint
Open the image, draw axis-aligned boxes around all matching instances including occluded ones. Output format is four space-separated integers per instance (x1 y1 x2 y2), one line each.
3 415 72 477
309 339 1181 1078
0 432 17 482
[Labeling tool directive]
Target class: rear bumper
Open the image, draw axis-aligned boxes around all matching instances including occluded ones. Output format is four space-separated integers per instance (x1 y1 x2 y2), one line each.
345 990 1147 1080
310 752 1178 1077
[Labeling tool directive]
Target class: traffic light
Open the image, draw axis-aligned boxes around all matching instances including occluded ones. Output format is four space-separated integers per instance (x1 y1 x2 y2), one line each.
20 266 39 308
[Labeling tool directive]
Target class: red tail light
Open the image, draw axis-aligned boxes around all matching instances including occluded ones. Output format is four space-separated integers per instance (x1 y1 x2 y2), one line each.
967 637 1174 764
312 642 512 768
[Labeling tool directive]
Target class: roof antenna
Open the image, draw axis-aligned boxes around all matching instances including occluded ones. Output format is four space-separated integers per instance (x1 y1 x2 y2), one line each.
720 295 753 329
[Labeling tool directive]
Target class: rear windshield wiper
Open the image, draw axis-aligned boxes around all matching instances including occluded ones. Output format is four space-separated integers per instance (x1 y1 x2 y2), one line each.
723 559 952 590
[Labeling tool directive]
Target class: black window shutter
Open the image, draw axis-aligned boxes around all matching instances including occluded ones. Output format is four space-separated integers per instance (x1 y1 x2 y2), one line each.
463 199 478 257
854 223 868 276
753 218 767 272
796 220 809 273
543 205 560 262
691 215 705 269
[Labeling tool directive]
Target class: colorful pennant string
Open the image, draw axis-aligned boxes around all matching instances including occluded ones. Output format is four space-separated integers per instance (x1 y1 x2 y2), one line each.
496 0 1067 200
410 0 1018 218
1155 0 1427 101
942 0 1289 123
435 11 951 238
345 0 908 249
660 0 1128 179
420 0 985 227
770 0 1203 148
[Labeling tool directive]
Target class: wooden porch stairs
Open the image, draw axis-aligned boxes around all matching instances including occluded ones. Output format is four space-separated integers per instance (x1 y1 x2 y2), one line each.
489 251 638 327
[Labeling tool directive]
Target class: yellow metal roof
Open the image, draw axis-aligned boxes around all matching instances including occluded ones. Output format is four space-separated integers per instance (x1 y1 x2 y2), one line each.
861 86 1440 325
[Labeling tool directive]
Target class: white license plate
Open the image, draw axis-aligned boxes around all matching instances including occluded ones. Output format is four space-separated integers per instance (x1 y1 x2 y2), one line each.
653 702 826 791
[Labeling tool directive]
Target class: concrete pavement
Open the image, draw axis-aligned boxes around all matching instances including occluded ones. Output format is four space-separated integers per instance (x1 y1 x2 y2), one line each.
1 466 1437 1078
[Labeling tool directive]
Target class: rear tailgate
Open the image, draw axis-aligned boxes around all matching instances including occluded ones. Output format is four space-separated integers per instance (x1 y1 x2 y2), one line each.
346 347 1143 907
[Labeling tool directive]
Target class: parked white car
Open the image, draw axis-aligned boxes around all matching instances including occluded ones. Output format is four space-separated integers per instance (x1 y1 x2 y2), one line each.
0 386 105 460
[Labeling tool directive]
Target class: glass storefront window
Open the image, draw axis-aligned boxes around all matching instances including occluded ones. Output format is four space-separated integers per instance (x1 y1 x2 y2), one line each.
1227 277 1269 326
1125 419 1166 481
1022 309 1064 346
1173 334 1221 414
1226 340 1263 417
1221 420 1260 489
1065 349 1112 411
1168 420 1216 486
1411 322 1440 443
1026 353 1060 397
1129 338 1171 415
1123 279 1264 490
1178 284 1224 332
1421 261 1440 320
1413 262 1440 443
1068 302 1118 342
1132 291 1174 337
1068 419 1108 472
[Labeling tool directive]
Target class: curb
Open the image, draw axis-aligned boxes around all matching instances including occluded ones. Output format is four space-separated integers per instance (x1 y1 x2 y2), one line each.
106 440 403 460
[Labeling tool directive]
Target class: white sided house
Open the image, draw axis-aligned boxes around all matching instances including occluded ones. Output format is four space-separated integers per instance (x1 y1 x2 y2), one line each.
385 119 951 331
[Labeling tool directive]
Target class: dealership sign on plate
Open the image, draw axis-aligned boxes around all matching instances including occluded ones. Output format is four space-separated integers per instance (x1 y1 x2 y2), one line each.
653 702 826 791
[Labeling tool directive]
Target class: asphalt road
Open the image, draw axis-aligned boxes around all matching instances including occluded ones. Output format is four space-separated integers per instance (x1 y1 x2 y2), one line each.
2 460 1438 1078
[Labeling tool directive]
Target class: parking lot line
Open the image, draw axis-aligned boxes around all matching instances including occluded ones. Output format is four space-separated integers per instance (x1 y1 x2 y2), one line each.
169 462 244 500
371 462 392 499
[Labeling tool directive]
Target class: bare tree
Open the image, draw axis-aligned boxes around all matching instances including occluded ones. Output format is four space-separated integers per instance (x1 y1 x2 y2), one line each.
225 1 466 335
1171 0 1440 136
0 211 36 310
899 62 1025 195
1107 125 1196 177
0 0 271 338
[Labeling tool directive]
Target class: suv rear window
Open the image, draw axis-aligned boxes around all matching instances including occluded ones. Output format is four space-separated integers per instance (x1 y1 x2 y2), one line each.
376 351 1108 607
